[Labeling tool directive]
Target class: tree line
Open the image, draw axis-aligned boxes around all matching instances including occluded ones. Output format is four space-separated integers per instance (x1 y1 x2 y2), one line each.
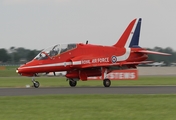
0 47 40 64
0 46 176 65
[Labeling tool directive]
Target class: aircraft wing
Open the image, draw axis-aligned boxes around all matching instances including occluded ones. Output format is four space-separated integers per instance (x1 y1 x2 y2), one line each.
119 61 153 65
81 61 153 68
136 50 171 56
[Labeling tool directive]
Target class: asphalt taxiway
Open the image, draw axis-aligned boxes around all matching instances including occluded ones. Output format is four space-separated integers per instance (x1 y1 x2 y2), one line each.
0 86 176 96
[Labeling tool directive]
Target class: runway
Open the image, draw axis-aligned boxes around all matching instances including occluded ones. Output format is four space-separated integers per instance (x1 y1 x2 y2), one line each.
0 86 176 96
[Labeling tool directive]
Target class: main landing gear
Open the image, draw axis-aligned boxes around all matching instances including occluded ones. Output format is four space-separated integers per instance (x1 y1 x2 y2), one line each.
32 78 40 88
67 78 111 87
103 79 111 87
68 79 77 87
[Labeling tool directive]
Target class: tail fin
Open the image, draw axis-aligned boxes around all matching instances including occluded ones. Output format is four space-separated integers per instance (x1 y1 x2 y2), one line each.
129 18 142 48
113 18 142 48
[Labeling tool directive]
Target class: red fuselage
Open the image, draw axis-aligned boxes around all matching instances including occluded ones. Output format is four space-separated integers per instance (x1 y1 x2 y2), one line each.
17 43 148 79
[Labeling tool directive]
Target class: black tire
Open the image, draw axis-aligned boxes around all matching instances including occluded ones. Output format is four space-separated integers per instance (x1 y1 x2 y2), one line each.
33 81 40 88
103 79 111 87
69 80 77 87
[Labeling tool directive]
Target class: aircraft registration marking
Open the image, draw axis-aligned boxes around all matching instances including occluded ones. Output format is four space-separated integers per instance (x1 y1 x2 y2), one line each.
81 57 109 64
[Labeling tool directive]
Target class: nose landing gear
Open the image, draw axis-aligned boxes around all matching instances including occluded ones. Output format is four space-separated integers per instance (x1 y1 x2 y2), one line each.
32 78 40 88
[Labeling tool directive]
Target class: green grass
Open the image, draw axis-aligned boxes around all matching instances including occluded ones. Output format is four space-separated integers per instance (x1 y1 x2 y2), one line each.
0 94 176 120
0 76 176 88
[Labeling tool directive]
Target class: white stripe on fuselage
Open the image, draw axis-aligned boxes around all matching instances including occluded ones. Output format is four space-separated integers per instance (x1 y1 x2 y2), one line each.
116 48 131 61
19 62 73 69
72 61 81 65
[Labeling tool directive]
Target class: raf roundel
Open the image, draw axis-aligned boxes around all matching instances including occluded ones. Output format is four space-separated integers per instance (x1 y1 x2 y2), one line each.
111 55 117 63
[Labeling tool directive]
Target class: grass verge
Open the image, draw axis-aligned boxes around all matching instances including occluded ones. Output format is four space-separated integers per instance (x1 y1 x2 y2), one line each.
0 94 176 120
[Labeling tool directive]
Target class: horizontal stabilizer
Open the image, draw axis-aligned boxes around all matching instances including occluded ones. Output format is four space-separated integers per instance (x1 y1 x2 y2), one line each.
137 50 171 56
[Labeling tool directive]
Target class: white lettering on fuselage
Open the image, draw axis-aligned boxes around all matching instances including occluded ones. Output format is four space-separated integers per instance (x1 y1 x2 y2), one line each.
81 60 91 64
97 58 109 63
81 57 109 64
92 59 97 63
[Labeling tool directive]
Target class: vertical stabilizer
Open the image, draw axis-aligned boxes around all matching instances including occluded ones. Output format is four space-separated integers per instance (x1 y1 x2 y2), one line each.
129 18 142 47
113 19 137 47
113 18 142 48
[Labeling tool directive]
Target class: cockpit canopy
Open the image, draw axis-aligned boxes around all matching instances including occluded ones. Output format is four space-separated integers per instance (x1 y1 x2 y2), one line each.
34 43 77 60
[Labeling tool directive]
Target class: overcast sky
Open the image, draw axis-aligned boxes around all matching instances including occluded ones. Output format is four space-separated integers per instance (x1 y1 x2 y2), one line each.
1 0 176 50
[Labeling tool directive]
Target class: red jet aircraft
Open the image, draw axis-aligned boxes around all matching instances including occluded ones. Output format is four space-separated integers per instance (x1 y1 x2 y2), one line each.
16 18 170 88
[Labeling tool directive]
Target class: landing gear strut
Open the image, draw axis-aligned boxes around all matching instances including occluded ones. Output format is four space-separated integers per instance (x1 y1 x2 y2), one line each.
103 79 111 87
68 79 77 87
32 78 40 88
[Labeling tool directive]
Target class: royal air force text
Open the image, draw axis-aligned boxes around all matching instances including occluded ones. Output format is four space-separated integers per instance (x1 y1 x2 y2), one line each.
81 58 109 64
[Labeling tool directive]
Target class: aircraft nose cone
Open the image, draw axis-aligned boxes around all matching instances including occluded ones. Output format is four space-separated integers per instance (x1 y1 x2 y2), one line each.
16 67 23 75
16 65 35 77
16 68 19 73
16 66 24 74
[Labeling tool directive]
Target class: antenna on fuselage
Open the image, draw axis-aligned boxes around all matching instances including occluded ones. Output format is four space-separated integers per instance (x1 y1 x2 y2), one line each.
86 40 88 44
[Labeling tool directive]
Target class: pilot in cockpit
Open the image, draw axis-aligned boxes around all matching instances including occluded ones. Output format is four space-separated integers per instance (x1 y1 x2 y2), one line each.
49 45 60 57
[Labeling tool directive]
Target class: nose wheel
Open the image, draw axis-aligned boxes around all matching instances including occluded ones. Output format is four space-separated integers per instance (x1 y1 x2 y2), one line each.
33 81 40 88
32 78 40 88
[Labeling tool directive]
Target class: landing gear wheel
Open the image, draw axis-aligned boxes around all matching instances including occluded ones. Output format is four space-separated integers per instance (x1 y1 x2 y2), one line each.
33 81 40 88
103 79 111 87
69 80 77 87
